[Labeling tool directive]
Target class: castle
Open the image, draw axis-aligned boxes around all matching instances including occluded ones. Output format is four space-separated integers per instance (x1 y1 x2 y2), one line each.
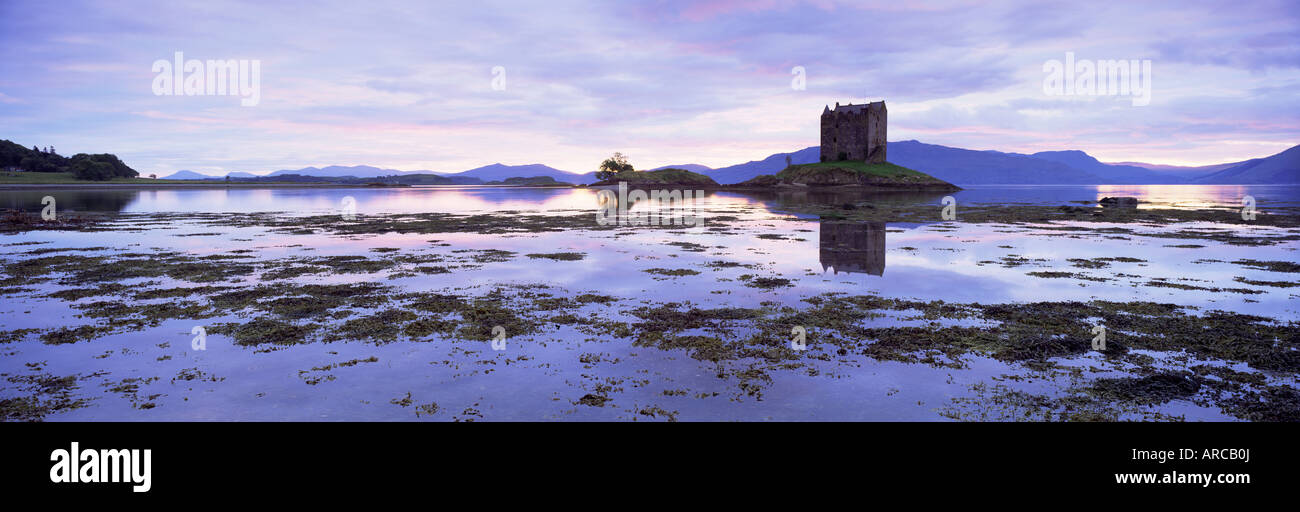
820 101 886 163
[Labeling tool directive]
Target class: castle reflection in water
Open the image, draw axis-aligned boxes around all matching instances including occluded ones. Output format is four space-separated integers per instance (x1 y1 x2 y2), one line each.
819 220 886 276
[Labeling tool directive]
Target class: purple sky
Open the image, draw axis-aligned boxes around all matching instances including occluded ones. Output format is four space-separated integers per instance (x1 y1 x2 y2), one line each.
1 0 1297 176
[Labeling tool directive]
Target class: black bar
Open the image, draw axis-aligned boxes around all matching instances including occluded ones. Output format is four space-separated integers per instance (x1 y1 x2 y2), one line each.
1 422 1290 499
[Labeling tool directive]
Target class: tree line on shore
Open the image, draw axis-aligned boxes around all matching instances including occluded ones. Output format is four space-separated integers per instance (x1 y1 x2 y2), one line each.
0 139 139 181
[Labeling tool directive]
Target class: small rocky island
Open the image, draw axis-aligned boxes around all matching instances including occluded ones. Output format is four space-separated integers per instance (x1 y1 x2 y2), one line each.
484 176 574 187
732 100 959 192
589 167 719 188
731 160 959 191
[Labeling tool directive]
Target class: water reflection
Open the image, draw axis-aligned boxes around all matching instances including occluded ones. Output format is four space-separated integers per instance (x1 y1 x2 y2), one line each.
722 189 953 214
593 188 717 226
0 184 1295 215
819 220 886 276
1093 184 1251 209
0 189 137 213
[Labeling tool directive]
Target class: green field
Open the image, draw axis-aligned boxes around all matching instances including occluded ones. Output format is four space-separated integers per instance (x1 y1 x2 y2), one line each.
777 160 932 180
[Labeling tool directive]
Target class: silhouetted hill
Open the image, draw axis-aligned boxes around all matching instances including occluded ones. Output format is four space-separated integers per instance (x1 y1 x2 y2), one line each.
889 141 1105 184
648 164 713 174
705 147 820 184
1029 150 1182 184
1193 144 1300 184
443 163 595 184
156 141 1299 187
161 170 212 180
267 165 417 178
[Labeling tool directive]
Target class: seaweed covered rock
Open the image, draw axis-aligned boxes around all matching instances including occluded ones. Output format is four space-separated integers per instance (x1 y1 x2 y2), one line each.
1099 196 1139 206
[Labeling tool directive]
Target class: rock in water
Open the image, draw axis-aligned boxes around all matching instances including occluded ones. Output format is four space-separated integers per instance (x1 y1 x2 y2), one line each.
1099 196 1139 206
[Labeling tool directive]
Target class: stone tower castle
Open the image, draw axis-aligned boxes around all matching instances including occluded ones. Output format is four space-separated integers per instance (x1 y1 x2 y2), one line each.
820 101 886 163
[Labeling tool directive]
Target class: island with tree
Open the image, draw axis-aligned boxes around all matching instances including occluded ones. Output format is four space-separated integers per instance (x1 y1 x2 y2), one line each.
590 152 720 188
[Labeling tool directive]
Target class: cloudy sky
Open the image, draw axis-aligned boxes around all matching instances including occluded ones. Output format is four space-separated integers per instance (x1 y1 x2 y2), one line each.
1 0 1297 176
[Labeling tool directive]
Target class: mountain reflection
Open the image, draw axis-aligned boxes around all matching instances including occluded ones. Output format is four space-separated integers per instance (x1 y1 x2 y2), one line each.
819 220 886 276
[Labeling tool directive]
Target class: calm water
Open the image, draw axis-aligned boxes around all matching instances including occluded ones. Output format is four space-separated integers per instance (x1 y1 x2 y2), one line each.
1 185 1297 421
4 184 1300 214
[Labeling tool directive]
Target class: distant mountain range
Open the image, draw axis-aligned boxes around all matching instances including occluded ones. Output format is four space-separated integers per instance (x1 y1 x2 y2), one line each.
162 142 1298 186
1190 145 1300 184
450 163 596 183
265 165 411 179
1104 161 1238 180
705 147 821 185
165 163 597 184
163 170 215 180
648 164 713 174
692 141 1299 185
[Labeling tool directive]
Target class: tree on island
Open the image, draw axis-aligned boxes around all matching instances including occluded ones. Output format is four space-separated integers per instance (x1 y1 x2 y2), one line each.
595 152 633 181
69 153 139 181
69 159 115 181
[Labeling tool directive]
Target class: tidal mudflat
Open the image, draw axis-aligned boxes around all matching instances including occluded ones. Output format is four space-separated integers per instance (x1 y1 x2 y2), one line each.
1 185 1297 421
